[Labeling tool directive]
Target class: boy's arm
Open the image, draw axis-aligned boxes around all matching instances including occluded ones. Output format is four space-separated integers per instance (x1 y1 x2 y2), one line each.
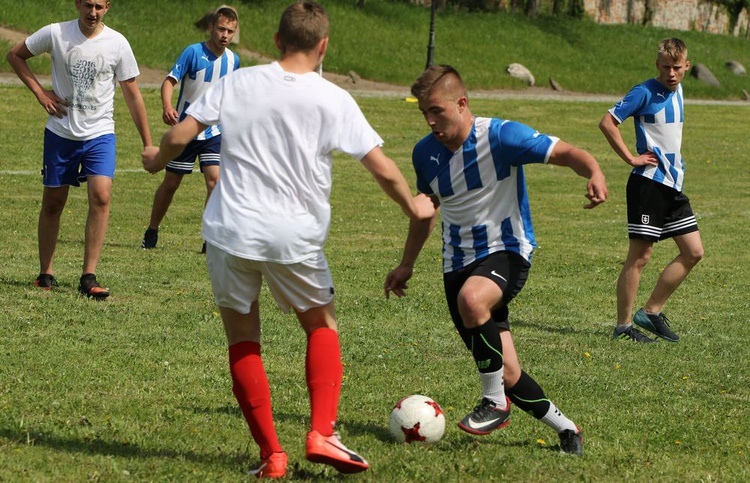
384 198 438 299
598 112 658 167
360 146 435 222
120 78 153 148
142 116 206 173
547 140 608 209
6 40 68 117
161 77 179 126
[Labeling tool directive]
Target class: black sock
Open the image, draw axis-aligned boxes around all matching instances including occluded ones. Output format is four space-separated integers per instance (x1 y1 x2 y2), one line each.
466 320 503 373
506 370 551 419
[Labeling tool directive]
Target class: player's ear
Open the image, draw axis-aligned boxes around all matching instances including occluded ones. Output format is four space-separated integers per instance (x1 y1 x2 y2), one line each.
317 37 329 57
274 32 284 54
457 96 468 113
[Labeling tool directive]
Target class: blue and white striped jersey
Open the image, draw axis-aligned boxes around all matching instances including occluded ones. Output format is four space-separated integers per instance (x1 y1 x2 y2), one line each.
168 42 240 140
413 117 558 272
609 79 685 191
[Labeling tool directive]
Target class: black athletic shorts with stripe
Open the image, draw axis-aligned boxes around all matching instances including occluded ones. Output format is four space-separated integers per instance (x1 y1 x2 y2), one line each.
443 251 530 349
626 174 699 242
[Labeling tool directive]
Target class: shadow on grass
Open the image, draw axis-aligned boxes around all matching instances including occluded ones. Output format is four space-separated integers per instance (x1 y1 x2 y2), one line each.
0 428 236 466
512 318 599 336
190 404 544 455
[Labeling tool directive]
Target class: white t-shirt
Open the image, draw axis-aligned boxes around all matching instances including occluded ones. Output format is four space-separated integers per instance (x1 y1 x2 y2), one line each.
189 62 383 263
25 20 140 141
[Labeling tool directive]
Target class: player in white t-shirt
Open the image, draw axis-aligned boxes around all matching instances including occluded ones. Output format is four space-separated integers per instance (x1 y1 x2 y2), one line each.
6 0 152 299
141 7 241 252
600 38 703 343
142 1 434 478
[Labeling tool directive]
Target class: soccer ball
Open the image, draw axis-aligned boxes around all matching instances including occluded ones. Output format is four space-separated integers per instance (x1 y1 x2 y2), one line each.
389 394 446 444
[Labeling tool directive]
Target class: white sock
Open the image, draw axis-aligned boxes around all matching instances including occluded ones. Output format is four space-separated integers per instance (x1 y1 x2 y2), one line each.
540 402 577 433
479 367 507 409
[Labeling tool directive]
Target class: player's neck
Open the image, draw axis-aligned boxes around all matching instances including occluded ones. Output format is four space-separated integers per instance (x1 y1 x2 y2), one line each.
278 51 320 75
77 20 104 39
205 40 226 58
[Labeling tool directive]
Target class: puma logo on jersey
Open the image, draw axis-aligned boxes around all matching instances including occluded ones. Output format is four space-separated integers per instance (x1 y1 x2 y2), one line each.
430 154 441 165
656 92 666 99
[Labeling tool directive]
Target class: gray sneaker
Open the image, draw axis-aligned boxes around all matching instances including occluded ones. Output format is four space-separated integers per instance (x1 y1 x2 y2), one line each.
457 397 511 435
633 309 679 342
141 227 158 249
612 325 657 343
559 426 583 456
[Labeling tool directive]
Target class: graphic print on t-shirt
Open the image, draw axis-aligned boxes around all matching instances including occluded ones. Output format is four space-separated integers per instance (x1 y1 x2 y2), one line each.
66 47 104 111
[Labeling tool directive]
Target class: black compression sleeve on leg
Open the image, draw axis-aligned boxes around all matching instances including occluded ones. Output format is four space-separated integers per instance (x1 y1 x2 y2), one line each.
506 370 551 419
466 320 504 373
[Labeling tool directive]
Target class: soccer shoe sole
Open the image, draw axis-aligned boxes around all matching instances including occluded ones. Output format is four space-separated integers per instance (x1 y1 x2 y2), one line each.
78 285 110 300
248 452 287 479
305 432 369 474
457 416 510 435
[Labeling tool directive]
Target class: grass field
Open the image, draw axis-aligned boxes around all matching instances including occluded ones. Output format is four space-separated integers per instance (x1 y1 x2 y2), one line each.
0 79 749 481
1 0 749 99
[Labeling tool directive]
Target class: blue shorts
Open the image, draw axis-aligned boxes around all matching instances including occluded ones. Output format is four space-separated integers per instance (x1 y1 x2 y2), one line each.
42 129 116 187
165 136 221 175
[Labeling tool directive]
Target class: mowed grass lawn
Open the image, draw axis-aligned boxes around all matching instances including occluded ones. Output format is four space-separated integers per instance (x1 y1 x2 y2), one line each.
0 84 748 481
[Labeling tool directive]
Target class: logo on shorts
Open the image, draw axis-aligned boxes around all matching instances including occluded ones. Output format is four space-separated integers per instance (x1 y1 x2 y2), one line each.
641 215 650 224
490 270 507 283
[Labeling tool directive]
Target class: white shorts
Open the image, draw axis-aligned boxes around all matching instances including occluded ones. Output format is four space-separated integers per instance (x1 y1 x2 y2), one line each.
205 243 335 314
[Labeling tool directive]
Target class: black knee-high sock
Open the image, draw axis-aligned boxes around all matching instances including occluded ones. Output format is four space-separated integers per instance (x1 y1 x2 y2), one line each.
466 321 503 373
506 370 550 418
507 370 578 432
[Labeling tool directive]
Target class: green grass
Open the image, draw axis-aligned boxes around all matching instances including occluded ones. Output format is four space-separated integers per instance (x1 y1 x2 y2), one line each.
1 81 749 481
1 0 749 99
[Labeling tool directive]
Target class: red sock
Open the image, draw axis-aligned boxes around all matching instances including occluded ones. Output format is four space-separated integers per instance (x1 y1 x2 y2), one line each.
229 341 283 459
306 328 342 436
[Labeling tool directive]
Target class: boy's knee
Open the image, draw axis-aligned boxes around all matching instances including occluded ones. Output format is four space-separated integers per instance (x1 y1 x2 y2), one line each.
687 248 704 266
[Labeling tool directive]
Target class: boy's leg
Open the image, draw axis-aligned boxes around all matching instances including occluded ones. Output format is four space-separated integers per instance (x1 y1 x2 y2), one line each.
82 175 112 276
501 331 582 455
222 304 285 462
38 186 69 275
199 165 219 253
202 164 219 206
616 238 653 326
148 171 184 230
297 304 368 474
297 303 340 435
643 230 703 313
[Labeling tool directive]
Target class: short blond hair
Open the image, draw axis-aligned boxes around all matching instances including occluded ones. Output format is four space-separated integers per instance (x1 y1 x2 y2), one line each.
658 38 688 61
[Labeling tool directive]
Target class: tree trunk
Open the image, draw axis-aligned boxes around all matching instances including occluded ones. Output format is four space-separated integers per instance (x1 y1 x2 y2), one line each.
552 0 566 16
525 0 540 18
568 0 585 18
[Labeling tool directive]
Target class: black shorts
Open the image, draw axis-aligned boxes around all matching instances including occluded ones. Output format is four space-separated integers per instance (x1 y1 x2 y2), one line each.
443 251 530 332
626 174 699 242
165 136 221 174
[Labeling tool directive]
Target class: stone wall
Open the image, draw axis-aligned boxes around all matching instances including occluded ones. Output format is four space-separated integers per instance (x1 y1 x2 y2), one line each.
415 1 748 36
583 0 748 35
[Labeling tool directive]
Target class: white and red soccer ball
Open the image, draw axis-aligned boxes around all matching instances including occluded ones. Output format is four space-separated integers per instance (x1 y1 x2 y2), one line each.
389 394 446 444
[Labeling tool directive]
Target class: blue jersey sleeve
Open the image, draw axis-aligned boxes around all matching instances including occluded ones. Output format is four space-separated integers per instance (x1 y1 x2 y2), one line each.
491 120 555 166
167 44 200 82
609 84 649 123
